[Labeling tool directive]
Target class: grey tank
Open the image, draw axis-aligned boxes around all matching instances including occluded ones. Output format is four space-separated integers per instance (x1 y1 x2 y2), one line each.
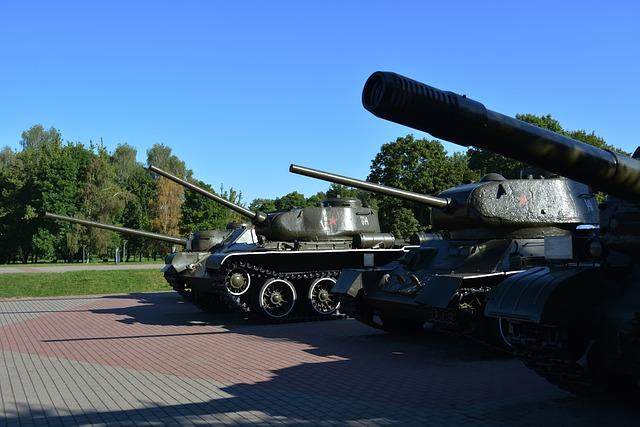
149 165 412 322
361 70 640 396
44 212 233 310
290 164 598 341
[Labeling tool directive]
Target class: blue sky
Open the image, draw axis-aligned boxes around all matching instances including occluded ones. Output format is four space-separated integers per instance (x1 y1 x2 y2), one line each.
1 1 639 203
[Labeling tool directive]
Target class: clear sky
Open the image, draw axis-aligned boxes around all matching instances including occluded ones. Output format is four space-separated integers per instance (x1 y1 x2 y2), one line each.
1 1 639 203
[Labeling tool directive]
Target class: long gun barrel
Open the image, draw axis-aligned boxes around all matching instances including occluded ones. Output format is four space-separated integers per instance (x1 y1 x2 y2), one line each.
45 213 188 246
289 164 450 209
362 71 640 201
148 165 267 223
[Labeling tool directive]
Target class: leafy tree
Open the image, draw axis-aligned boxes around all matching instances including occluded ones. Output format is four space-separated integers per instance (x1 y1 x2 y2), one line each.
77 144 129 259
111 143 139 186
326 184 358 199
250 191 329 212
305 191 326 207
118 165 156 261
250 198 277 212
147 144 189 257
4 133 93 262
181 181 244 233
19 125 62 150
0 147 16 261
274 191 308 210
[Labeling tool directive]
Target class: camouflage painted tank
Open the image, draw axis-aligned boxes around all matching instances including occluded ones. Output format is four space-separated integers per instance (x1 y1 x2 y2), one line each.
360 70 640 395
149 166 414 322
290 165 598 343
44 212 232 310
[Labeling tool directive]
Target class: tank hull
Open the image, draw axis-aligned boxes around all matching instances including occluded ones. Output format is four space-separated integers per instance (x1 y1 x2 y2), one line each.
331 238 562 342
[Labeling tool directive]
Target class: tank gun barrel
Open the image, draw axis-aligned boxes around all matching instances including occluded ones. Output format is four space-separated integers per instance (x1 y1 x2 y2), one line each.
148 165 267 223
289 164 450 209
45 212 188 246
362 71 640 200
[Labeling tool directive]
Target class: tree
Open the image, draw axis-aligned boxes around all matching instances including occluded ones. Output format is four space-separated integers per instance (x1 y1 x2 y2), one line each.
305 191 326 207
19 125 62 151
274 192 308 210
367 135 477 237
181 181 244 233
250 198 277 212
4 131 93 262
147 144 189 256
78 144 128 259
111 143 139 186
117 165 155 261
0 147 16 262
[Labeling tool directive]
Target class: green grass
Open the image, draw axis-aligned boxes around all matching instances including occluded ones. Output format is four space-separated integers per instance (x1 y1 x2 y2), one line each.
1 260 164 268
0 270 170 298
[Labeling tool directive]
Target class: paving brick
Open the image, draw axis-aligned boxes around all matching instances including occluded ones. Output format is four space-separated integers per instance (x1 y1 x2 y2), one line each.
1 292 639 426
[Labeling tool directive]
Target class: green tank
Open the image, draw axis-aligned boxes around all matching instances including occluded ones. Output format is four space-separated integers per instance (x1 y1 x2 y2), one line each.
149 165 414 322
290 165 598 343
360 70 640 395
44 212 233 310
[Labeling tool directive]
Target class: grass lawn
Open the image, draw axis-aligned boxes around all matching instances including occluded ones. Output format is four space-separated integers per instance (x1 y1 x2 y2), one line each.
0 269 170 298
0 260 164 268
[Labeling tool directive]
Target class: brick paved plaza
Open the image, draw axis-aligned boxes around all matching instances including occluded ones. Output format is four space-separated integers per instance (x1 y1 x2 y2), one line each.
1 291 638 426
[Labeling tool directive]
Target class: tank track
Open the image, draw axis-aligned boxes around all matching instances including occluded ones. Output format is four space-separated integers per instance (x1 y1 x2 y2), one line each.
506 322 640 397
338 287 509 346
337 294 382 330
163 270 229 312
210 261 347 324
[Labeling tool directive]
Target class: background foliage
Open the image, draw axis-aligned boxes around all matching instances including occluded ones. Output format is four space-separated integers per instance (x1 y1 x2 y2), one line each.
0 114 618 262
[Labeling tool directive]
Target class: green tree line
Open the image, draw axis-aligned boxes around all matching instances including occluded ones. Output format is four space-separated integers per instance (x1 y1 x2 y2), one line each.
0 125 242 263
0 115 619 263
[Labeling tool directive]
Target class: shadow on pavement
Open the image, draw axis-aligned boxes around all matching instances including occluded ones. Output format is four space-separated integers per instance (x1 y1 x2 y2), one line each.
4 291 637 426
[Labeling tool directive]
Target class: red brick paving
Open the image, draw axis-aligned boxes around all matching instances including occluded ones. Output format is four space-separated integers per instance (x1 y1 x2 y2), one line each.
1 291 639 426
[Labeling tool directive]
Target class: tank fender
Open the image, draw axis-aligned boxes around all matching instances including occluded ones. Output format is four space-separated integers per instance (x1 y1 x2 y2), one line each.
413 272 509 308
165 252 209 273
414 275 464 308
484 266 601 325
333 268 393 298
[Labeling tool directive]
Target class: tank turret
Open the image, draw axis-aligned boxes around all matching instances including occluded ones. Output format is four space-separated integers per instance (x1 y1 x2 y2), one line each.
290 164 598 239
150 165 385 243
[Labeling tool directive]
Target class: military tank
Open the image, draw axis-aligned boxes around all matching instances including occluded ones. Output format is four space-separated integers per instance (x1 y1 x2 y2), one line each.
290 164 598 342
149 165 415 322
44 212 232 309
360 70 640 395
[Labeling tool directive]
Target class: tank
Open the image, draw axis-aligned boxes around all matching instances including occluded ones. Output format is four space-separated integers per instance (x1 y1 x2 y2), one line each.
290 164 598 341
44 212 233 310
360 70 640 395
149 165 414 322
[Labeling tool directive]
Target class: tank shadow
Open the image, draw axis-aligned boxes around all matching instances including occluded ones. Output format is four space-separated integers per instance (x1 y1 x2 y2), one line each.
88 291 508 363
3 354 639 426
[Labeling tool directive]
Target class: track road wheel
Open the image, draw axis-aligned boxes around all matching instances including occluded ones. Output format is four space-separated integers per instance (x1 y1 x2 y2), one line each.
226 268 251 296
308 277 340 316
255 278 297 321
